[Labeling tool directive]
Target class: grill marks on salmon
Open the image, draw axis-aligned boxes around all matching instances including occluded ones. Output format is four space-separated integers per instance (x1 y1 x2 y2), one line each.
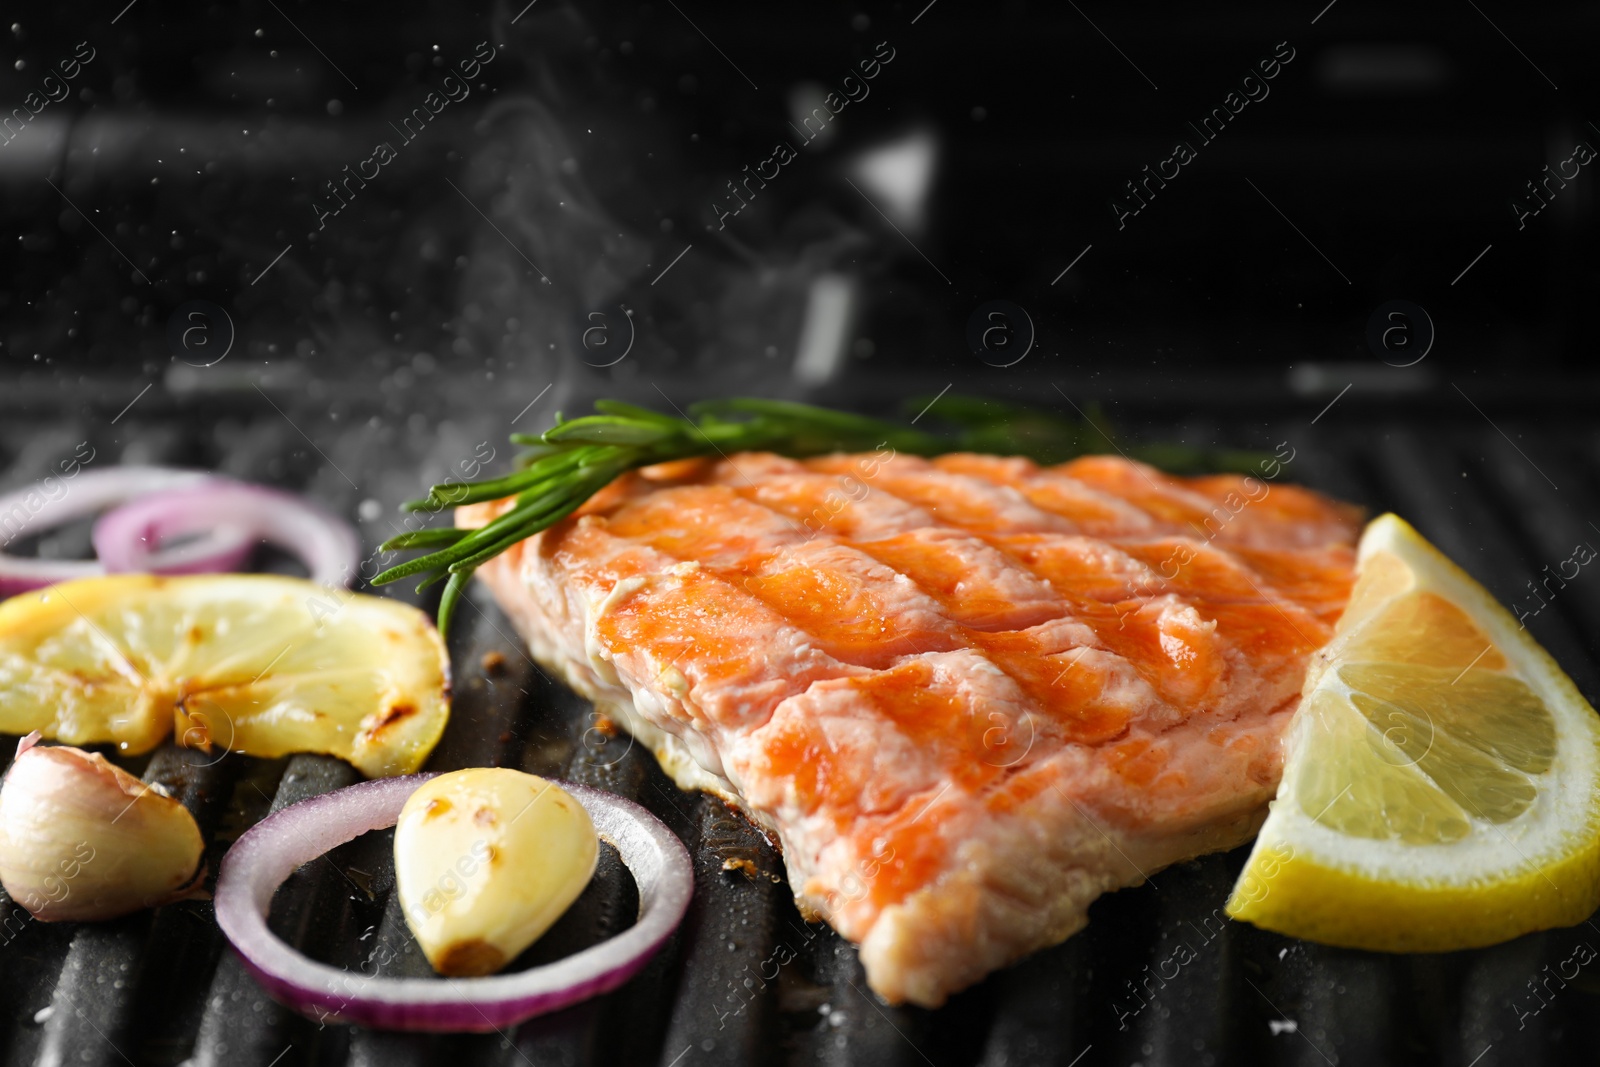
462 451 1361 1006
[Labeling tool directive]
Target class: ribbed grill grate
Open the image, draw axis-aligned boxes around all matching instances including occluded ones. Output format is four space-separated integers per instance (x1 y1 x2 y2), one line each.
1 402 1596 1067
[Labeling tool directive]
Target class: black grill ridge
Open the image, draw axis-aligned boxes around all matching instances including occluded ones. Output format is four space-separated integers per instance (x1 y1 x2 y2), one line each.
0 403 1596 1067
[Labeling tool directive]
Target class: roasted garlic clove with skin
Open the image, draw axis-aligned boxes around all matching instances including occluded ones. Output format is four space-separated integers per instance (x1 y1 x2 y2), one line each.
394 769 598 977
0 733 205 921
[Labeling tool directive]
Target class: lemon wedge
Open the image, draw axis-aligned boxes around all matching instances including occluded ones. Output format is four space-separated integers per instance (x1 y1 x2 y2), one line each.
0 575 449 777
1227 514 1600 950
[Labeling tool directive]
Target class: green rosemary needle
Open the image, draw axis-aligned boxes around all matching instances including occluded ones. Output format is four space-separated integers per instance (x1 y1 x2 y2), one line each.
373 394 1266 635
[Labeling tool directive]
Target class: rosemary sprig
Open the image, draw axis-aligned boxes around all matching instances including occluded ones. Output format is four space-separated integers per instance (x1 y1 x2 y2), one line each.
373 394 1266 634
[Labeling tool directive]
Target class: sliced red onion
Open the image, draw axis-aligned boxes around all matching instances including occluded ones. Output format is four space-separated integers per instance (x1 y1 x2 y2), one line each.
94 482 360 589
214 775 692 1032
0 467 254 597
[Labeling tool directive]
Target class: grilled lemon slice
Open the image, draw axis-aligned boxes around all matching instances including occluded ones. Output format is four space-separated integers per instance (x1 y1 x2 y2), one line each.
1227 514 1600 950
0 575 449 777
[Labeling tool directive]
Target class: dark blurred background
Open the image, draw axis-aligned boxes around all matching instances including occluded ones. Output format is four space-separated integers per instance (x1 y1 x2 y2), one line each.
5 7 1600 1066
1 0 1596 427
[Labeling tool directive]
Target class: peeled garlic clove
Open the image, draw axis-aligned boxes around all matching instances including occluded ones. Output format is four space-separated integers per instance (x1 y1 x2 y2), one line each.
394 768 598 976
0 732 205 921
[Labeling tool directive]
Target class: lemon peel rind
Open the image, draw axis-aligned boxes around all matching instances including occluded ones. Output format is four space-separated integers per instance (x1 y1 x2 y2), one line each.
1226 824 1600 952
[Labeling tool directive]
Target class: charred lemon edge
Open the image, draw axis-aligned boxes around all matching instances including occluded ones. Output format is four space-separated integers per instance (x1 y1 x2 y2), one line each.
0 573 450 778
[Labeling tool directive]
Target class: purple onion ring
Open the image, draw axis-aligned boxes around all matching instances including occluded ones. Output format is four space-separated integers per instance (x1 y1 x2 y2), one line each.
213 775 692 1032
93 480 360 590
0 467 253 597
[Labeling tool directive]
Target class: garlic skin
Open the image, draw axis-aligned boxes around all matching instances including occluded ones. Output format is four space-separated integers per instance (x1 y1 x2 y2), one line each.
0 733 205 921
394 769 598 977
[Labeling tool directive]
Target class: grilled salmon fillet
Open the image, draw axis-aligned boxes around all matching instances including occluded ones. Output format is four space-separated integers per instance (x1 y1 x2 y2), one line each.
460 450 1362 1006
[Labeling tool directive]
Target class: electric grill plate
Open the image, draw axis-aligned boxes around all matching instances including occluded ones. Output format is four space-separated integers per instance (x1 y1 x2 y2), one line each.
2 406 1594 1067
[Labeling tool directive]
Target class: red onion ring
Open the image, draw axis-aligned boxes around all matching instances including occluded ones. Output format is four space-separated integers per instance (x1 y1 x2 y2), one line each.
214 775 692 1032
94 482 360 589
0 467 254 597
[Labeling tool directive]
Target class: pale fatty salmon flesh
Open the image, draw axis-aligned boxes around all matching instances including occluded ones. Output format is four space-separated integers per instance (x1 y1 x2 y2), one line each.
460 450 1362 1006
